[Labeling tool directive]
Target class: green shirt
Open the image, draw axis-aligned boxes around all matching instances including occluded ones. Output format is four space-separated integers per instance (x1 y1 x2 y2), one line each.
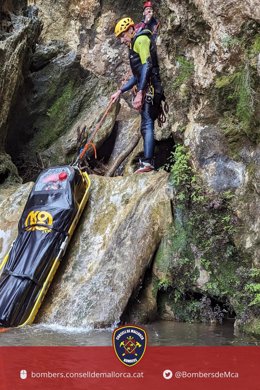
133 35 151 65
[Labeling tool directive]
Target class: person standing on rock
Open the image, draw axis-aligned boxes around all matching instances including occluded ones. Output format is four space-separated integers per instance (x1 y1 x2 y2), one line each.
110 17 165 173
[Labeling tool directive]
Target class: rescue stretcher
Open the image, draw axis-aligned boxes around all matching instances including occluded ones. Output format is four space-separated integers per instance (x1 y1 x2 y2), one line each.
0 166 91 328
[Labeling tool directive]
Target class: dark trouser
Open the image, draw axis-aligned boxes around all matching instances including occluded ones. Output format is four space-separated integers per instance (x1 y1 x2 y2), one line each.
141 101 154 162
140 97 160 162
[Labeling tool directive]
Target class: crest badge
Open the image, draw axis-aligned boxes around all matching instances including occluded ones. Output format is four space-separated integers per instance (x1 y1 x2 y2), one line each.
112 325 147 367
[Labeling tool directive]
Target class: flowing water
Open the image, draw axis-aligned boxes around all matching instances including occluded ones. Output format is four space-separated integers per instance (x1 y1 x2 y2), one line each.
0 320 258 346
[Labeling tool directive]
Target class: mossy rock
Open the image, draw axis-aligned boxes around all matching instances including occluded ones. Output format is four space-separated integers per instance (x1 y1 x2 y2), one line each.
236 318 260 337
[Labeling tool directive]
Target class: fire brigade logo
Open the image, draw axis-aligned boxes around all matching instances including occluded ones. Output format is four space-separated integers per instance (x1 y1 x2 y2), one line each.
112 325 147 367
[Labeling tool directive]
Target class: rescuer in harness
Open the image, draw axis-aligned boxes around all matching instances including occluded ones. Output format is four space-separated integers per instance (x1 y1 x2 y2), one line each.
135 1 159 40
110 17 165 173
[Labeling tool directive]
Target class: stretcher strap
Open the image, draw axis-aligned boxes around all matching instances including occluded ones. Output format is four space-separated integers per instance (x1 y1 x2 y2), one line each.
21 224 68 237
3 270 43 287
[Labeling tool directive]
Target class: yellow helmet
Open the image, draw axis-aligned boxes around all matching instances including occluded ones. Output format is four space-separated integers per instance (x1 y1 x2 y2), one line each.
114 17 135 37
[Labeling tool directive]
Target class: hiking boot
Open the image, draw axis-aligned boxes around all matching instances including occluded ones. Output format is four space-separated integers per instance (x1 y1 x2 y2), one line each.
135 161 154 174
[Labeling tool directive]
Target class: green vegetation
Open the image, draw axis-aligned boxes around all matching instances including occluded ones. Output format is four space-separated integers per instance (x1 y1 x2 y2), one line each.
44 81 75 147
46 81 74 121
215 73 238 89
232 66 254 129
249 35 260 56
221 34 241 49
170 145 192 203
31 80 77 151
219 115 245 148
163 295 202 323
239 318 260 336
216 64 255 140
173 56 194 89
215 33 260 145
170 147 241 299
153 145 258 329
157 278 172 291
245 268 260 307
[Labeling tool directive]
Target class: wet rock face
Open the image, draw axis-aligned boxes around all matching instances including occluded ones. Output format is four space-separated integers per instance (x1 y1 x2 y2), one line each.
0 16 40 147
35 0 101 49
163 0 260 89
0 0 259 335
234 146 260 267
6 40 116 180
185 124 246 191
203 157 245 192
0 171 172 328
0 12 41 181
193 0 260 33
39 172 172 327
0 182 34 263
145 0 259 330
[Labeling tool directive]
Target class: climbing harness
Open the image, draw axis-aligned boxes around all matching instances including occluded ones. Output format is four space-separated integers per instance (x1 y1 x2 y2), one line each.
145 85 154 104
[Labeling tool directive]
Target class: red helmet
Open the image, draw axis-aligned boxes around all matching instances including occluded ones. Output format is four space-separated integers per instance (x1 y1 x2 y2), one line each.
143 1 153 9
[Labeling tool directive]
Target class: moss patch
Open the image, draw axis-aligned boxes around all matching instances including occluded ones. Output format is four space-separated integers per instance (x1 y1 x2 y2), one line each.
32 80 76 150
214 32 260 147
239 318 260 336
151 146 258 331
250 35 260 56
173 56 194 90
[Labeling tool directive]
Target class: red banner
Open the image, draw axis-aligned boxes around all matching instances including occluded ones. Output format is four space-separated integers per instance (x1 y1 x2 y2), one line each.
0 346 259 390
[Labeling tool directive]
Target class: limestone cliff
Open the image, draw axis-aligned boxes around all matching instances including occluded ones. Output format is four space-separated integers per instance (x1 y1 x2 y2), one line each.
0 0 259 335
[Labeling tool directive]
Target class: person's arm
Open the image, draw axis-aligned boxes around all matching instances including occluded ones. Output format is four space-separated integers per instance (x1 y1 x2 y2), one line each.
110 76 137 103
120 76 137 93
138 60 152 91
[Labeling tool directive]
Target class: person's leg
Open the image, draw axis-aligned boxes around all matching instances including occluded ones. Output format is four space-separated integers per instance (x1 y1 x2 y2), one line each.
140 102 154 163
135 102 155 173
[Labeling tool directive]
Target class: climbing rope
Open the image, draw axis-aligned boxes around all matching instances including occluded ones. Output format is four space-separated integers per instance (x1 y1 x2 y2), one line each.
73 62 132 168
73 99 114 167
73 21 164 167
157 100 169 127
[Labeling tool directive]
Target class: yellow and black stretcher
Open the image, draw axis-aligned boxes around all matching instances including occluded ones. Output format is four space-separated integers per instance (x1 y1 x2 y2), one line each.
0 165 91 328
